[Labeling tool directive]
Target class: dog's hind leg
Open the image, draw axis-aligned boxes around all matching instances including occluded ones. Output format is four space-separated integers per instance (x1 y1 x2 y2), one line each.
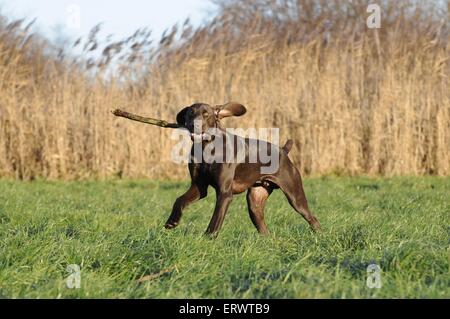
246 186 272 235
274 166 321 231
165 183 207 229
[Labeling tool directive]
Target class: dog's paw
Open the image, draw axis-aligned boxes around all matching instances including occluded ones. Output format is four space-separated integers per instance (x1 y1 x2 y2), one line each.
164 222 178 229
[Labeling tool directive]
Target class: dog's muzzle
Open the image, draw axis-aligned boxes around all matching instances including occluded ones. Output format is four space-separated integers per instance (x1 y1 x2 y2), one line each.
190 132 212 142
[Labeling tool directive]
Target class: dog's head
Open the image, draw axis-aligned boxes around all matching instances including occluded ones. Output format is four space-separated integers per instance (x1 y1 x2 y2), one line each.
176 102 246 139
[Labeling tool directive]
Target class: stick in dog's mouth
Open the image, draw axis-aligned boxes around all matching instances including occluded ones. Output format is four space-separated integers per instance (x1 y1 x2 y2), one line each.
112 108 212 141
112 108 182 128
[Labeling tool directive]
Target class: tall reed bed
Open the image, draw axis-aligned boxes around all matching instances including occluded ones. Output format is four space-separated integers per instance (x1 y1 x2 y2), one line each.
0 0 448 180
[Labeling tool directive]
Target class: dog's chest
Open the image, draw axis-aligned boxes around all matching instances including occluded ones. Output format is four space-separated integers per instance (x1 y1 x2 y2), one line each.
191 162 217 181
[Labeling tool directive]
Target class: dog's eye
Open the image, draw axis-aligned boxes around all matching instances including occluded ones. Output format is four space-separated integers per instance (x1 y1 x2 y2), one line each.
202 111 209 117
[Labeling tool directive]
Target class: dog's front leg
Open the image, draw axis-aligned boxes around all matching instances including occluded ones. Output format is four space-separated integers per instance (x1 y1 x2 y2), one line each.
165 183 207 229
205 190 233 237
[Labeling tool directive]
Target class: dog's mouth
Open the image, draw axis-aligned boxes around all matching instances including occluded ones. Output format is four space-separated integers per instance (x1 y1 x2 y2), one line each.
190 132 212 141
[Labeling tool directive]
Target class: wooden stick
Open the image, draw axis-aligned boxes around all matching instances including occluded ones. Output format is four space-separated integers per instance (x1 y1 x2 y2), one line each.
136 265 178 283
112 109 182 128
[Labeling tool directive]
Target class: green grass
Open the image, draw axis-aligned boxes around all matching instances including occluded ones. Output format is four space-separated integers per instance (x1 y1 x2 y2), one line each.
0 177 448 298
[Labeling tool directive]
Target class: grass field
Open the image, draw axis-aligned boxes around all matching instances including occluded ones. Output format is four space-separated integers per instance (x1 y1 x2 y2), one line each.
0 177 448 298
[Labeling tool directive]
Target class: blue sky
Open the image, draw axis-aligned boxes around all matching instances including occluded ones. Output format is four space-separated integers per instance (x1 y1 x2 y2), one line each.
0 0 214 42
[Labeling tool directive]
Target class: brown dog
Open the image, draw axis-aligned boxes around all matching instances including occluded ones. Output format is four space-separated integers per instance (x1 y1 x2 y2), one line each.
164 102 320 237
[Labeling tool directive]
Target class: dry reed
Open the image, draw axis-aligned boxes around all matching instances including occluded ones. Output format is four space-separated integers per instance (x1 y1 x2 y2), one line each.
0 0 448 180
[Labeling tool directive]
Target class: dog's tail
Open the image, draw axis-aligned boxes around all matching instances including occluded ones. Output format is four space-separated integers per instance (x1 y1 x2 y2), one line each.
282 139 294 154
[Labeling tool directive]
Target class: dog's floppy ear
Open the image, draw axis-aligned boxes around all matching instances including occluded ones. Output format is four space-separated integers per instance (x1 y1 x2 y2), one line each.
215 102 247 119
176 107 190 126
